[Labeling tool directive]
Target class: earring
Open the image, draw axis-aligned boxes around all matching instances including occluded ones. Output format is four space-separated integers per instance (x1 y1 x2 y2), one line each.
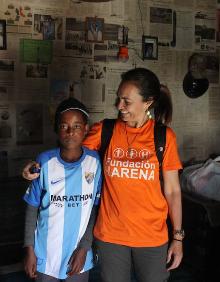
147 110 152 119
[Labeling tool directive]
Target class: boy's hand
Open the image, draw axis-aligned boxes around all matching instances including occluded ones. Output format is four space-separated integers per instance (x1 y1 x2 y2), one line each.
67 248 87 276
22 161 40 181
24 246 37 279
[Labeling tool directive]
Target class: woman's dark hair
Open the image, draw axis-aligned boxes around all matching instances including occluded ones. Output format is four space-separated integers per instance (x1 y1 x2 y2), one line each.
54 97 89 133
119 68 172 125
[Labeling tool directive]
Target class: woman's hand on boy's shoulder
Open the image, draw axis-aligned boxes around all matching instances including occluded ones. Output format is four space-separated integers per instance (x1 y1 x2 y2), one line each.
67 248 87 276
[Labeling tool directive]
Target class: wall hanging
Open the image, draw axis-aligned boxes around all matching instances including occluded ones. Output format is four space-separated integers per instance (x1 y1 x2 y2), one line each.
183 53 209 98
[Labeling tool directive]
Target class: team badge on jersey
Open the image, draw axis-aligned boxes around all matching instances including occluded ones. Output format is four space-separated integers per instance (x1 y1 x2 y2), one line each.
85 172 94 184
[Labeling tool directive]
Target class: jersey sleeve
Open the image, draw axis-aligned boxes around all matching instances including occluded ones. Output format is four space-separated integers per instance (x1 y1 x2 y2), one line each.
162 127 182 171
23 178 42 207
93 157 102 206
83 121 103 151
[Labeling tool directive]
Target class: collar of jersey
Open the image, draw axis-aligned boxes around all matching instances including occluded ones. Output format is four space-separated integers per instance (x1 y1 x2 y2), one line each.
57 146 86 167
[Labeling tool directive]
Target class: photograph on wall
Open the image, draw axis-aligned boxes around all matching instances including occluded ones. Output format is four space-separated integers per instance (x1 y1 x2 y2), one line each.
65 18 93 58
16 104 43 145
33 14 63 40
66 40 93 57
86 17 104 43
3 4 32 33
65 18 85 43
149 7 173 45
194 11 216 52
26 64 48 78
142 36 158 60
0 20 6 50
50 79 70 103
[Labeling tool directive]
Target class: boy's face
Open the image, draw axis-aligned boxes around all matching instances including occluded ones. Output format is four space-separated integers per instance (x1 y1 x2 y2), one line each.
58 110 88 150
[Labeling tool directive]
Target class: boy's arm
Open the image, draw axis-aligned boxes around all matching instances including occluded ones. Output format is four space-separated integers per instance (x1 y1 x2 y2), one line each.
24 246 37 279
23 156 43 278
23 204 38 278
24 204 38 246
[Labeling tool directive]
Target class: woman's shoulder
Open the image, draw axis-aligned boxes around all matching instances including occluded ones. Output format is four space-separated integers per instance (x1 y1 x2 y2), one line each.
83 120 106 150
165 125 177 140
89 120 104 132
152 121 177 144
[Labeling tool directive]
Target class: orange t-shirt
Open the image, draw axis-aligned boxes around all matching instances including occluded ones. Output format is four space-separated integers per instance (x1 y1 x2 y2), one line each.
83 119 182 247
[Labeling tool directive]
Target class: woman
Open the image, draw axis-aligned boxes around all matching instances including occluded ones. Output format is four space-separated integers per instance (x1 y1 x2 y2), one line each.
23 68 183 282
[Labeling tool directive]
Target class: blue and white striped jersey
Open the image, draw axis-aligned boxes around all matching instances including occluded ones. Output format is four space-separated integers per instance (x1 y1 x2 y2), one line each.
23 146 102 279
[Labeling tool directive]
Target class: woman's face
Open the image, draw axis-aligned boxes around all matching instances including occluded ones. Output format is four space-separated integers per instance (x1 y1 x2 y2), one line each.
116 82 151 127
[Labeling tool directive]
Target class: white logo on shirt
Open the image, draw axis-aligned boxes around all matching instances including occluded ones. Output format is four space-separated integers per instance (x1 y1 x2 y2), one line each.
139 149 152 160
126 149 137 159
113 148 124 158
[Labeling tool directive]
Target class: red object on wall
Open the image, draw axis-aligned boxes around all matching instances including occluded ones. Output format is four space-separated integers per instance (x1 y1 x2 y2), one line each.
118 46 129 61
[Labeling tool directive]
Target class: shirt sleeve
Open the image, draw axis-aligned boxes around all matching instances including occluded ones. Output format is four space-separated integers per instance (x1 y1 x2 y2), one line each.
23 204 38 247
162 127 183 171
23 153 46 207
83 121 103 151
23 177 42 207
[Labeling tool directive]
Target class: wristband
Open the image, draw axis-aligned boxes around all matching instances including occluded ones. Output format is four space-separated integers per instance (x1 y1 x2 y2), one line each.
173 229 185 239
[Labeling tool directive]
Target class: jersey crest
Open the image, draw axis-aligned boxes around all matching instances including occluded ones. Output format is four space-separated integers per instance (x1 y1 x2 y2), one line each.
85 172 94 184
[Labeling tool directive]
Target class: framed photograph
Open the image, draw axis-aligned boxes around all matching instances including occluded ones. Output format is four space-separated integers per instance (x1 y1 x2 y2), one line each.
142 36 158 60
0 20 6 50
86 17 104 43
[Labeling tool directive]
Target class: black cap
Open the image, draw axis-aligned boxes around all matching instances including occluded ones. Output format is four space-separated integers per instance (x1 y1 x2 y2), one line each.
183 72 209 98
54 97 89 132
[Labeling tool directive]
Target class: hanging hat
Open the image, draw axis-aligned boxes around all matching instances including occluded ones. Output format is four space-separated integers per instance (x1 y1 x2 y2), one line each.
183 72 209 98
183 53 209 98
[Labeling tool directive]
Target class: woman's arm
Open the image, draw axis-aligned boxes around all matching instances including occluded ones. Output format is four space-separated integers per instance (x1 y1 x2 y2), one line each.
163 170 183 271
82 121 103 150
22 121 103 181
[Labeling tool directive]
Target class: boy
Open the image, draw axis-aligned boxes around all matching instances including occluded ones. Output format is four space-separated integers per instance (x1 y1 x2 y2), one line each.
23 98 102 282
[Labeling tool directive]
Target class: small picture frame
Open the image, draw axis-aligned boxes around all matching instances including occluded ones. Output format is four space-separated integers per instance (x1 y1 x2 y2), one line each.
142 36 158 60
86 17 104 43
0 20 7 50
